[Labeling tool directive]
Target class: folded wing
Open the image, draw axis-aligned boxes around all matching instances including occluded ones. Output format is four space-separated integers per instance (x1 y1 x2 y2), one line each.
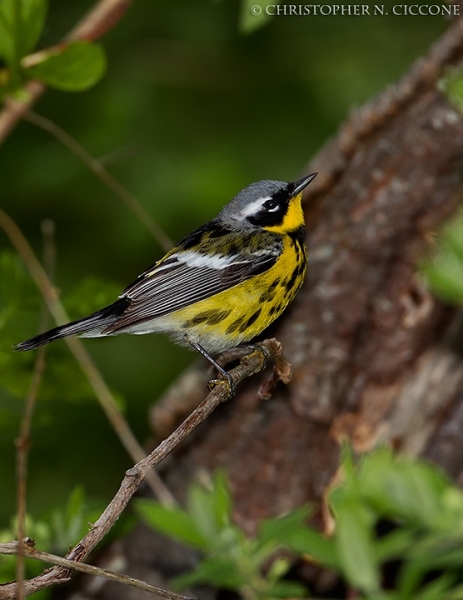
104 234 282 333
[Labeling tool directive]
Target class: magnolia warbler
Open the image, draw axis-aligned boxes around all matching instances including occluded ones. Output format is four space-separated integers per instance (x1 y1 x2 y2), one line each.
15 173 317 388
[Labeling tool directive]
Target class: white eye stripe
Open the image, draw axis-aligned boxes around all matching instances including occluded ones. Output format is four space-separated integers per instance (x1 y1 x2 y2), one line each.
239 196 272 218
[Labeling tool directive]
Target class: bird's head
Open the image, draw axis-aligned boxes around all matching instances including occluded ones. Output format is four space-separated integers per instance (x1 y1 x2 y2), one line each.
218 173 317 234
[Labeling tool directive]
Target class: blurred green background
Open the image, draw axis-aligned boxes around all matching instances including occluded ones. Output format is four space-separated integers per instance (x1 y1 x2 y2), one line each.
0 0 447 532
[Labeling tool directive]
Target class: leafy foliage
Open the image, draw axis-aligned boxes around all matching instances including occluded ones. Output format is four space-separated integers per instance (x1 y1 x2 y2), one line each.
324 447 463 599
139 449 463 600
422 211 463 304
0 0 106 97
0 251 43 398
439 67 463 115
26 42 107 92
0 0 47 74
0 251 123 403
0 487 104 597
137 471 307 599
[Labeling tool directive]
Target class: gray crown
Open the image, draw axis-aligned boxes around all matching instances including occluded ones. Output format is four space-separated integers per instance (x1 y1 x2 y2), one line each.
217 180 289 228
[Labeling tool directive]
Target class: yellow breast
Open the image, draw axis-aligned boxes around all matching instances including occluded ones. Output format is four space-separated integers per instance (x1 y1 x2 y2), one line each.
165 232 307 354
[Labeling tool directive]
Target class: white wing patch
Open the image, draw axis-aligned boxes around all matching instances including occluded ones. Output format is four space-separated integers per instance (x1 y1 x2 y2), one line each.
178 251 242 270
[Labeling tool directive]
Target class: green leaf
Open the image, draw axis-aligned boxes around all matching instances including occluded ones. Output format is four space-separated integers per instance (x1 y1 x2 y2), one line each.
136 499 208 550
439 67 463 114
441 488 463 527
445 584 463 600
396 558 429 599
268 580 308 598
259 507 338 569
328 484 348 516
0 4 14 65
444 215 463 262
423 252 463 304
187 474 246 555
422 212 463 304
266 556 291 581
17 0 47 57
281 526 338 569
26 41 106 92
358 449 449 527
0 514 52 585
239 0 277 34
173 556 246 590
187 479 220 542
48 486 108 553
65 485 85 523
212 470 232 528
259 506 311 544
0 0 47 65
374 528 415 563
335 499 379 594
406 534 463 570
412 573 456 600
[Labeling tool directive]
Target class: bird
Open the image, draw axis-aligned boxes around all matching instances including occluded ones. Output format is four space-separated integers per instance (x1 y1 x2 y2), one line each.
15 173 317 389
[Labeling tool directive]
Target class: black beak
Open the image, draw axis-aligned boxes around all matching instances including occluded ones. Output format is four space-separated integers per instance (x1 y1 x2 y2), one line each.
291 172 318 197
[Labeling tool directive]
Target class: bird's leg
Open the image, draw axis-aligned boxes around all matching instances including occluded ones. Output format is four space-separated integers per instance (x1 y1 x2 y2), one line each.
187 338 236 398
214 346 251 367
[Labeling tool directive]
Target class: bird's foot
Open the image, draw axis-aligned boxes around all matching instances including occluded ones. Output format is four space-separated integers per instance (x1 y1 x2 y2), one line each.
207 371 236 400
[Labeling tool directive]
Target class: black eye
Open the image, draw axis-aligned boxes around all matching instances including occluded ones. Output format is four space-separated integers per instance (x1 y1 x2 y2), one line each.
263 199 279 212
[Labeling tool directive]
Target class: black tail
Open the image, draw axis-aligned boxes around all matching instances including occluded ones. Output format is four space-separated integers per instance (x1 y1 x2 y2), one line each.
14 298 130 352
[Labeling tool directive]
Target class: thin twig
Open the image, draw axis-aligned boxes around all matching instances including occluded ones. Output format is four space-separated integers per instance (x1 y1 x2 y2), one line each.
25 111 173 252
1 540 194 600
0 0 134 146
0 209 177 507
0 339 283 599
150 343 293 437
66 0 133 42
15 220 55 600
257 339 293 400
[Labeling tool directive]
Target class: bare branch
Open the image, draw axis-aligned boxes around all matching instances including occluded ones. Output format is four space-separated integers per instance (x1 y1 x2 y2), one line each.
0 0 134 146
150 344 291 438
1 540 195 600
67 0 133 42
0 81 45 146
15 220 55 600
25 111 173 252
257 339 293 400
0 339 284 598
0 209 176 506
